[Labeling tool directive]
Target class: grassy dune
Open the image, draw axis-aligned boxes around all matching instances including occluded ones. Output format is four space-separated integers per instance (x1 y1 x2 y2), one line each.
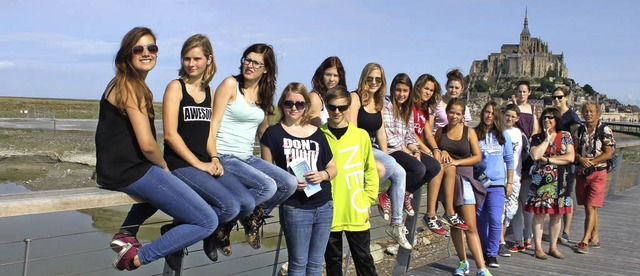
0 96 163 119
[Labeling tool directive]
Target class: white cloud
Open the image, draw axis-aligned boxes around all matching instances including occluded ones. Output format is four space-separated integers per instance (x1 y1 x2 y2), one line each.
0 60 15 69
0 32 117 55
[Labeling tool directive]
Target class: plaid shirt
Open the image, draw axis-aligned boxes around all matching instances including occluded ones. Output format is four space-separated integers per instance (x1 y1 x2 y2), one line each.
383 97 418 153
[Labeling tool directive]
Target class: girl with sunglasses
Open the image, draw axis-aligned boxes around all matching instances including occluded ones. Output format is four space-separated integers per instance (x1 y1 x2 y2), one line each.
525 107 575 260
412 74 449 236
552 86 581 244
161 34 250 265
210 43 297 251
309 56 347 127
348 63 411 249
99 27 217 271
322 85 379 276
435 98 489 276
384 73 442 248
260 83 337 276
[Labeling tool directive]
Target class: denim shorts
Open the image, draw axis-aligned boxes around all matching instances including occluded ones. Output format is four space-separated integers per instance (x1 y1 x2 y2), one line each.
462 177 476 205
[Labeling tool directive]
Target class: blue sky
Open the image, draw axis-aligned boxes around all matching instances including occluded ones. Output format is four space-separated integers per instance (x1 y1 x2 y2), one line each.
1 1 639 106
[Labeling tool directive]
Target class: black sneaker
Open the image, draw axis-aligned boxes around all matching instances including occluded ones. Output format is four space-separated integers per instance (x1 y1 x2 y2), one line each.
202 232 218 262
486 256 499 268
498 243 511 257
160 223 187 271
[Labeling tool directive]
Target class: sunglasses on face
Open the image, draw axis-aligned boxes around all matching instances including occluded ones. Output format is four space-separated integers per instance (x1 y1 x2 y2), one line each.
327 104 349 112
132 44 159 55
366 76 382 84
283 100 306 110
552 95 564 100
542 115 555 120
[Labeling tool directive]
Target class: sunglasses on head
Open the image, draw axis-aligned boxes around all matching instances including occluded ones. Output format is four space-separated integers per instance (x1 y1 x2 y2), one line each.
283 100 306 110
132 44 159 55
551 95 564 100
542 115 555 120
327 104 349 112
366 76 382 84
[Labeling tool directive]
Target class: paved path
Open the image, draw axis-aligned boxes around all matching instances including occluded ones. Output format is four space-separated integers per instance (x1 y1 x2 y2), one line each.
405 185 640 276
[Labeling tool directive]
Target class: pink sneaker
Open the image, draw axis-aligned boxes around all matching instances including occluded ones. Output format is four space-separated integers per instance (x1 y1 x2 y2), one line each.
112 243 139 271
111 232 141 253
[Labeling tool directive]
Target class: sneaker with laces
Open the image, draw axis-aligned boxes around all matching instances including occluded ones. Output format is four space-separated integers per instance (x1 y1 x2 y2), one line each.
240 207 266 250
476 268 493 276
403 192 415 216
160 223 187 271
112 243 139 271
508 244 526 252
524 240 532 249
453 260 469 276
215 221 235 256
576 242 589 254
385 223 412 250
378 192 391 221
498 243 511 257
442 213 469 230
558 232 570 244
110 232 141 253
423 215 448 236
486 256 499 268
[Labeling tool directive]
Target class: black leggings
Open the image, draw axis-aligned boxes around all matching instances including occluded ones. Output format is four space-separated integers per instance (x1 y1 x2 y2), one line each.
325 230 377 276
390 151 441 194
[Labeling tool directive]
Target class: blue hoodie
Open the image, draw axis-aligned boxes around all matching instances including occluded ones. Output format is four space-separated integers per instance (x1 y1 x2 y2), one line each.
475 129 514 186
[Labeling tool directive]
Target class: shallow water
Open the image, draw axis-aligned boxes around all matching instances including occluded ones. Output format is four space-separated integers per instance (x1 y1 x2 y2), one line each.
0 183 285 276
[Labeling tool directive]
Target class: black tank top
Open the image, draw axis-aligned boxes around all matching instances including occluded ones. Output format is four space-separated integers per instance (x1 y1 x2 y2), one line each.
95 91 155 189
164 79 212 170
354 92 382 140
438 125 471 160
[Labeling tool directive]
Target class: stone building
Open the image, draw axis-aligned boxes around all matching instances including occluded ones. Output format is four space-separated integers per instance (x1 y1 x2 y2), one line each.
468 10 569 83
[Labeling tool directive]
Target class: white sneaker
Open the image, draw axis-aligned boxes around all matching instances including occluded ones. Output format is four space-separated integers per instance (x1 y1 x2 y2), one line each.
386 223 412 250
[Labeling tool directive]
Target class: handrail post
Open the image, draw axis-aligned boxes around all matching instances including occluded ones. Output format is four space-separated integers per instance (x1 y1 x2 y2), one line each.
392 186 422 275
272 226 284 276
22 238 31 276
607 148 624 196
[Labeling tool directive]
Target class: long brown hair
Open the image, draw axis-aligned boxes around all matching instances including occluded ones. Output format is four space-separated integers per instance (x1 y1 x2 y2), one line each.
413 73 442 112
112 27 157 117
234 43 277 115
475 101 506 144
389 73 413 126
355 63 386 112
311 56 347 97
178 34 217 87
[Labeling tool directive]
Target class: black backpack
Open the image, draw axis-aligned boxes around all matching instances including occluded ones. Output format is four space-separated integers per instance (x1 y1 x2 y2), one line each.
576 121 618 172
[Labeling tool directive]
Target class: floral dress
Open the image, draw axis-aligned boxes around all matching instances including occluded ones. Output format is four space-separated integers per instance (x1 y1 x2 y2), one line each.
524 131 573 214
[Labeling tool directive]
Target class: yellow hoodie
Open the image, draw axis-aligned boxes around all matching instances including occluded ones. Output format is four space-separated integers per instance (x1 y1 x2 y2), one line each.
321 122 379 232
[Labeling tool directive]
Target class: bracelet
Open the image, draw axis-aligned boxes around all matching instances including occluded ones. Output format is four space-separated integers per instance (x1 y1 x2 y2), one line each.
211 156 220 161
323 170 330 180
433 148 441 153
506 182 513 185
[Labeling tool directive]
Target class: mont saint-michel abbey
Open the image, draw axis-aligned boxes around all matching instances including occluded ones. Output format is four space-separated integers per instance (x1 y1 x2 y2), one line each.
469 10 569 82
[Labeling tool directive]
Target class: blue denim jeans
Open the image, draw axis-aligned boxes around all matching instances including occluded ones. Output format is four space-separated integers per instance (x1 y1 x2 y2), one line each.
373 148 406 224
118 166 218 265
220 154 297 215
477 186 506 258
280 201 333 276
172 166 242 223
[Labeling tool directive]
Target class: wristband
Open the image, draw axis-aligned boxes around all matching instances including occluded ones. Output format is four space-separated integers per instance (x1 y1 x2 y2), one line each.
323 170 330 180
211 156 220 161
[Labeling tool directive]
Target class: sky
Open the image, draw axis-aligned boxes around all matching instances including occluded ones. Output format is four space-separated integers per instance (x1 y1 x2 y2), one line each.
1 0 639 106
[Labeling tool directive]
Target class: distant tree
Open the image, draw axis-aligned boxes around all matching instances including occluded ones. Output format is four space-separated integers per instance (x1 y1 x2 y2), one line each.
583 84 597 96
545 69 559 78
502 88 516 99
540 78 555 93
473 80 490 92
563 78 574 86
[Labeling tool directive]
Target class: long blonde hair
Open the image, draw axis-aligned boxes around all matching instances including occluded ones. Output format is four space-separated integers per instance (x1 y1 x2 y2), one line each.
355 63 386 112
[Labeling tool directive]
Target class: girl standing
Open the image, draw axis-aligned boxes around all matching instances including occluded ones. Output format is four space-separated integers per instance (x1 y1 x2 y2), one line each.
261 83 337 276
